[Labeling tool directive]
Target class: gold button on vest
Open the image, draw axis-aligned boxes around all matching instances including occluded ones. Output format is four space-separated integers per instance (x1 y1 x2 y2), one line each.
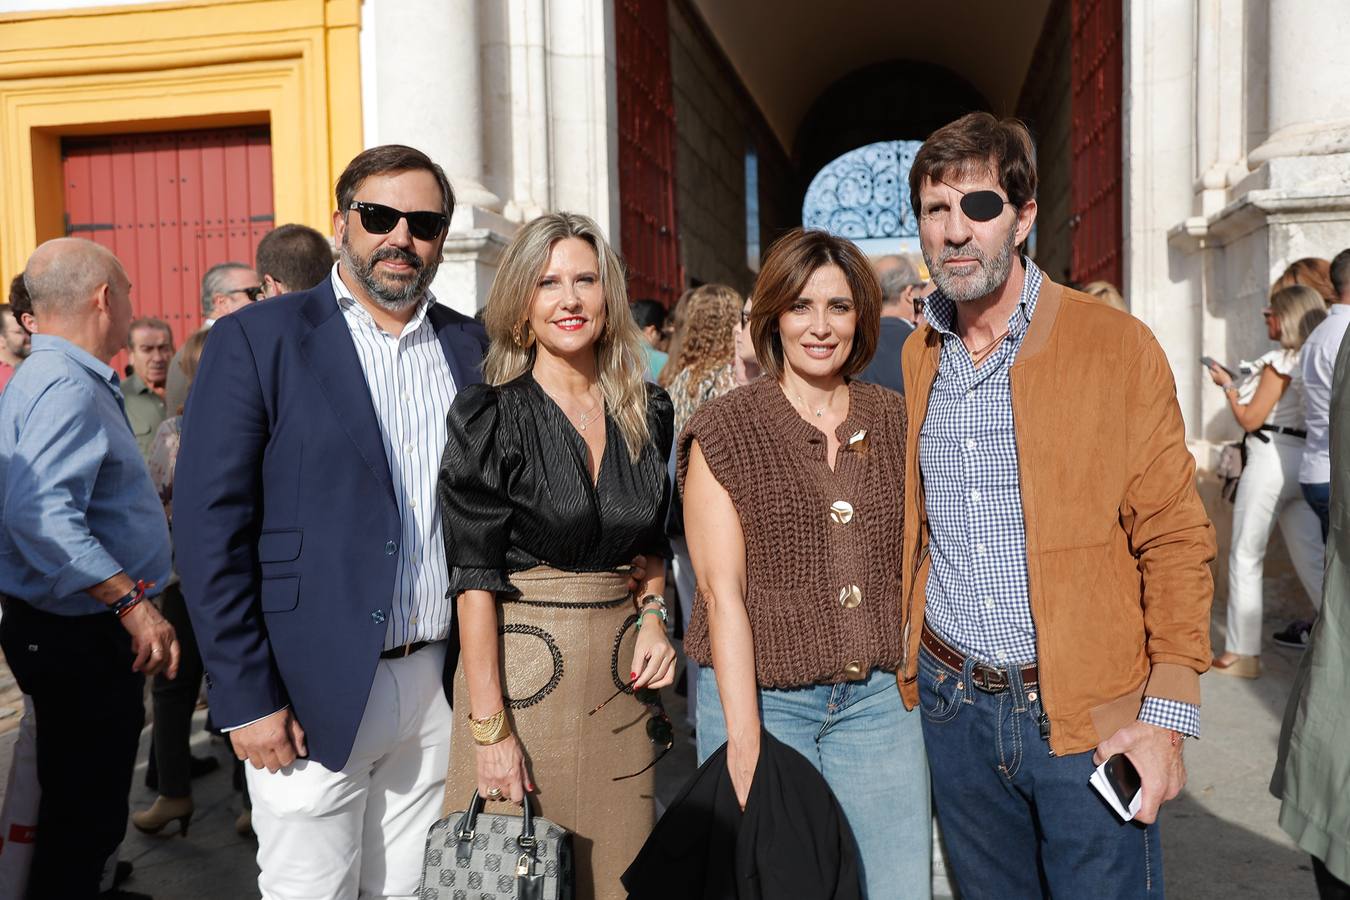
843 660 865 680
838 584 862 608
829 500 855 525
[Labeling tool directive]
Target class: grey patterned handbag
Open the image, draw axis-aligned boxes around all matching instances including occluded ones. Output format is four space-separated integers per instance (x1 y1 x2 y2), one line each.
419 791 574 900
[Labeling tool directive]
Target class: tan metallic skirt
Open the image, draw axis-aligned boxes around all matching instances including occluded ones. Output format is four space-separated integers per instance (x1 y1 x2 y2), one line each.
443 566 655 900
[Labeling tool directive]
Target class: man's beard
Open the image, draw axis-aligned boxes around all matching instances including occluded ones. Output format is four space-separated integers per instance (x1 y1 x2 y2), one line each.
342 233 437 311
923 222 1016 303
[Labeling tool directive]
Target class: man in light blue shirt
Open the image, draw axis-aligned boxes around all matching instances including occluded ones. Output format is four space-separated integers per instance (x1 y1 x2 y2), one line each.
0 237 178 899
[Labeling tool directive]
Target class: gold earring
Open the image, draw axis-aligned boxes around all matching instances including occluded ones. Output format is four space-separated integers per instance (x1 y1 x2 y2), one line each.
512 321 534 348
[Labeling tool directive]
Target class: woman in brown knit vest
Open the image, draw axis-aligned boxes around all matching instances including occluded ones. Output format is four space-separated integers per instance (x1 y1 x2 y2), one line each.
679 228 931 898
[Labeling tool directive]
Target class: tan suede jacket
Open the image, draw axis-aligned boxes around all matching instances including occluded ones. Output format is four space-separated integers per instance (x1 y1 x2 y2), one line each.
898 278 1217 756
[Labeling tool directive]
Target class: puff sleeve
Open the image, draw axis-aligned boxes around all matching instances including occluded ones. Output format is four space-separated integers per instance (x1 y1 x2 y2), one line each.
437 383 517 596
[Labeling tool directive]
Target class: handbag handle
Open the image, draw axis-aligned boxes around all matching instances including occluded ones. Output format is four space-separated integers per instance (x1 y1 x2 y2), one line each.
452 791 538 852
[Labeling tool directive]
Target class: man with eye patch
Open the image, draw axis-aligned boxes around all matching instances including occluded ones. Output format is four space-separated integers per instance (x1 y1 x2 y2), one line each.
896 112 1215 897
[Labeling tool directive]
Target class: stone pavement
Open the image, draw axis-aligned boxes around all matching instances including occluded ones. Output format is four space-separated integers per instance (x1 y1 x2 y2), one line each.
0 615 1326 899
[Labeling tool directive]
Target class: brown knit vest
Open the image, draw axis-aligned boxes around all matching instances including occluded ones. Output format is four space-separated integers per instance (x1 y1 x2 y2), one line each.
676 377 906 689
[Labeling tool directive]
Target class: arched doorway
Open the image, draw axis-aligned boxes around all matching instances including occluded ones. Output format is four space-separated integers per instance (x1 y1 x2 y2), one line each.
794 60 989 255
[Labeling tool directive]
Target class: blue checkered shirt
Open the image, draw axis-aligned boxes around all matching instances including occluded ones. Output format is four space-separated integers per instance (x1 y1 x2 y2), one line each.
919 260 1199 738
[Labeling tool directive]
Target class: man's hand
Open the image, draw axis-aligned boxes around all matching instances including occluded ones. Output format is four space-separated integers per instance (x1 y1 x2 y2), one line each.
230 708 308 773
119 600 180 679
626 555 649 594
1093 720 1185 824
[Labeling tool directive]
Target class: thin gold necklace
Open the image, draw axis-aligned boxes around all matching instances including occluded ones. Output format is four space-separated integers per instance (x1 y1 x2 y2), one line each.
567 387 603 431
790 385 843 419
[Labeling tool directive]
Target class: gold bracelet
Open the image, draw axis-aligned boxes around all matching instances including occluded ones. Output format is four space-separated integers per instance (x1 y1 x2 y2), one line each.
468 708 511 746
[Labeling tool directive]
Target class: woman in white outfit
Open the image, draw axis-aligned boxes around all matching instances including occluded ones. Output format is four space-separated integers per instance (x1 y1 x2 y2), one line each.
1208 284 1328 677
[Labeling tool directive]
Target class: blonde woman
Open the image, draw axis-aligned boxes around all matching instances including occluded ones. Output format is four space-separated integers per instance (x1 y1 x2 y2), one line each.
1208 284 1328 677
436 212 676 900
666 284 744 432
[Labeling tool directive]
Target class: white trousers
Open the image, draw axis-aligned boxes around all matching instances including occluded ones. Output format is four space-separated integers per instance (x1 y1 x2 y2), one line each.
670 536 699 730
0 695 37 899
1226 434 1325 655
247 642 452 900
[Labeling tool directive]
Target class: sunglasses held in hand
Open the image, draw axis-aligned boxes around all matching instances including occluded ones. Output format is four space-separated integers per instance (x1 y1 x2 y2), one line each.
589 682 674 781
348 201 449 241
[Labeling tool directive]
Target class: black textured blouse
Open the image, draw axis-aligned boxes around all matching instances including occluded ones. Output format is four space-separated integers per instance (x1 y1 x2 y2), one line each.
437 373 674 597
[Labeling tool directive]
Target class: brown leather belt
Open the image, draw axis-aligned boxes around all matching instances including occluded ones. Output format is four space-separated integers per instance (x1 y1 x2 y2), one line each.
379 640 434 660
921 624 1039 694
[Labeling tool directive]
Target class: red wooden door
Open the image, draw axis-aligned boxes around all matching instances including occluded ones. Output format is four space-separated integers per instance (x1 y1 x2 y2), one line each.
62 126 274 371
615 0 684 306
1069 0 1123 289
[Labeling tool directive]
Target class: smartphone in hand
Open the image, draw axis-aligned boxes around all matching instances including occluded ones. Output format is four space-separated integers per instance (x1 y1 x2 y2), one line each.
1200 356 1238 380
1090 753 1143 821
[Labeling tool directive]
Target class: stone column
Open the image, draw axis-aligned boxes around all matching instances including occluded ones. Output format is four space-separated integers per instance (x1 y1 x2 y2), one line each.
369 0 501 213
1248 0 1350 165
546 0 621 242
361 0 517 314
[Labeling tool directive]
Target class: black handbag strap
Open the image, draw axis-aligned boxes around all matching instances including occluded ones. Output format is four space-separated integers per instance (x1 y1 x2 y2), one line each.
453 791 538 851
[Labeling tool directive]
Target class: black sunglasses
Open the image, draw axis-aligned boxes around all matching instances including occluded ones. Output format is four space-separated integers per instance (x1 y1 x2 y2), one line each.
588 682 674 781
348 201 448 241
228 285 265 302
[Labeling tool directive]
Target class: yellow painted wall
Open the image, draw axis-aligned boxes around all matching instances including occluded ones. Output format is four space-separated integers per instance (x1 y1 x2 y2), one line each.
0 0 363 288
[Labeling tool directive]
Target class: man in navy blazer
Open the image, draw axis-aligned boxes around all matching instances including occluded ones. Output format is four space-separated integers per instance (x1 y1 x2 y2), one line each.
175 145 488 899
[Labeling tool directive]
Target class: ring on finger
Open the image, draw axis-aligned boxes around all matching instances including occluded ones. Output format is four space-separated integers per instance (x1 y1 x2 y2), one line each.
152 647 163 656
487 787 503 800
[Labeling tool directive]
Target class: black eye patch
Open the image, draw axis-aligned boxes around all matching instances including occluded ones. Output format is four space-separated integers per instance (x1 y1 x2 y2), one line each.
959 190 1012 222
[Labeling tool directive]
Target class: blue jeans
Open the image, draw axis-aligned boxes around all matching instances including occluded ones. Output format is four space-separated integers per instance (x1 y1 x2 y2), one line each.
1302 481 1331 542
918 646 1162 898
697 666 931 899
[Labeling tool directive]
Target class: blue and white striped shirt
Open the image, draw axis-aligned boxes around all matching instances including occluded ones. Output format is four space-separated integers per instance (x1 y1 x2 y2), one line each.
332 266 457 650
920 260 1199 737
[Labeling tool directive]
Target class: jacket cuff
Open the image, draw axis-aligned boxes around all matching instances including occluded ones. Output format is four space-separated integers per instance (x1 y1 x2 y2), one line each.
1144 661 1201 706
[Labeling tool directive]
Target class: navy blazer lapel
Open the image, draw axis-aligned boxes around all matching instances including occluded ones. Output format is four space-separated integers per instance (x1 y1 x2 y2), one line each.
296 281 397 508
428 304 486 388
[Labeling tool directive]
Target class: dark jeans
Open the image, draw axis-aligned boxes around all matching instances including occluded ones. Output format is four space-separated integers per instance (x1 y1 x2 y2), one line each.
0 598 144 900
918 646 1163 899
1302 481 1331 543
150 582 204 797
